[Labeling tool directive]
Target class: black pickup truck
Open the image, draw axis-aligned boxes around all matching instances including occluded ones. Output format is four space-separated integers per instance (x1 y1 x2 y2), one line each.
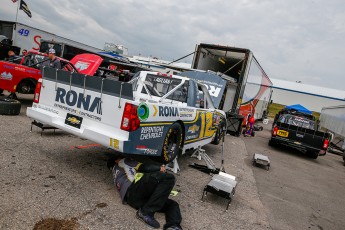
269 114 330 159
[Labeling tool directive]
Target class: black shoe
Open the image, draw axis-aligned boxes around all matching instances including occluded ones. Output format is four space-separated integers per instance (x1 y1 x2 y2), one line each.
136 209 160 229
107 158 116 171
165 225 183 230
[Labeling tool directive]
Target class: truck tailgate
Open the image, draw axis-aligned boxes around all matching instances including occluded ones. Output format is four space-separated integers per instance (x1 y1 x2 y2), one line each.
276 122 327 150
27 67 134 149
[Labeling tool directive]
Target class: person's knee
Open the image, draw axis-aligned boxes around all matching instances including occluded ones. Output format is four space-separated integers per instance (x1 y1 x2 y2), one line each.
163 173 176 184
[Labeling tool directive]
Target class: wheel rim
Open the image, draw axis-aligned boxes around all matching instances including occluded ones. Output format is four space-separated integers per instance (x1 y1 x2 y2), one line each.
166 131 178 161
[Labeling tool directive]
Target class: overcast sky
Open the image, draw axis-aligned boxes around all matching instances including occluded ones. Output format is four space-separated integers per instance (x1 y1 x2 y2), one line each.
1 0 345 91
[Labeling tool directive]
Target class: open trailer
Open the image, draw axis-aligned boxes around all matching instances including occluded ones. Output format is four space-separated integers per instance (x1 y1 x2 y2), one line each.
191 43 273 124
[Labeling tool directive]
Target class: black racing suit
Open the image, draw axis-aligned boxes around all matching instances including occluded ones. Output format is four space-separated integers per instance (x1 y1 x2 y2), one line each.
112 158 182 229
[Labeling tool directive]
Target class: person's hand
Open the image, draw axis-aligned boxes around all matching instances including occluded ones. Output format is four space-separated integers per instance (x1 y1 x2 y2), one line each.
160 164 166 173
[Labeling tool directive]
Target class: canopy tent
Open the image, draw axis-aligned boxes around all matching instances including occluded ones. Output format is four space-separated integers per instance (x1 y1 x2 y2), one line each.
285 104 312 115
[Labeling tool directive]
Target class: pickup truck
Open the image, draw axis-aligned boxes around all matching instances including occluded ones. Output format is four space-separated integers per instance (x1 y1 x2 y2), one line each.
269 113 330 159
27 68 226 163
0 51 104 97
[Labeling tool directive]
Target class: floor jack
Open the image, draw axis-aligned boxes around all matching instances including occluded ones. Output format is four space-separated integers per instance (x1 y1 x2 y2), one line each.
189 128 238 211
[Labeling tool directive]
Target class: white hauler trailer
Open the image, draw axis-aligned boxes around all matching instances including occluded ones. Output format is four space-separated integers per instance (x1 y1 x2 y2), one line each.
191 43 273 124
319 105 345 164
3 22 101 55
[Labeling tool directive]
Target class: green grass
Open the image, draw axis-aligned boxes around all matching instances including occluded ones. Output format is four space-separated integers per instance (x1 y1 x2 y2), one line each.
267 103 285 118
267 103 320 121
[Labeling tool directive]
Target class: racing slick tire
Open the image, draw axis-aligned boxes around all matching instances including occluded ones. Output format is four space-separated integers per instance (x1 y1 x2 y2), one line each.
160 123 183 164
0 98 21 115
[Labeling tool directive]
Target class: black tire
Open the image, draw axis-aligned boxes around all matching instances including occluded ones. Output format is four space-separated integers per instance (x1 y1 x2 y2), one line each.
268 139 276 147
211 122 225 145
307 151 318 159
159 123 183 164
0 98 21 115
0 88 3 94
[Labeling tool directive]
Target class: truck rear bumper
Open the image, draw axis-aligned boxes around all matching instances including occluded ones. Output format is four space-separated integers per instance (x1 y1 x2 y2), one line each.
27 106 128 152
26 106 166 157
271 136 325 155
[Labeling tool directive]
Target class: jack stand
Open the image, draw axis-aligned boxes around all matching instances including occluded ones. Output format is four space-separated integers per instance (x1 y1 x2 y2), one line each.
166 157 180 174
189 147 220 174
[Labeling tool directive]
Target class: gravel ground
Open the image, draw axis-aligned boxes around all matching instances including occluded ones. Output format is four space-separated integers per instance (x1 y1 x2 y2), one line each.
0 95 270 230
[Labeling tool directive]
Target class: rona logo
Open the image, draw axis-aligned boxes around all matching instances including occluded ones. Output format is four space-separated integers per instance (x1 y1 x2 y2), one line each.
55 87 102 115
159 106 179 117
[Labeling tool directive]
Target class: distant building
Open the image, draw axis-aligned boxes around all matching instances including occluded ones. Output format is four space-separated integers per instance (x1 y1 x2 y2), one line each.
270 78 345 112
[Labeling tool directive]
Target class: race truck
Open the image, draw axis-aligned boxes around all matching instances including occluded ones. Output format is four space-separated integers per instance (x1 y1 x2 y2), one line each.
0 51 103 97
269 113 330 159
26 69 226 163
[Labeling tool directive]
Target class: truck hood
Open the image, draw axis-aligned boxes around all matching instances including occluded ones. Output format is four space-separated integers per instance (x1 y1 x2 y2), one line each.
70 53 103 76
179 71 227 109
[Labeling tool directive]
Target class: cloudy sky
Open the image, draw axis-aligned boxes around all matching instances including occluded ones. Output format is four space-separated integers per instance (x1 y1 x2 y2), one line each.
1 0 345 90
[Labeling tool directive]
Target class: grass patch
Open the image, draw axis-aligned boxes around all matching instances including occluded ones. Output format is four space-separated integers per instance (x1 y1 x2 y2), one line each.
267 103 285 118
267 103 320 121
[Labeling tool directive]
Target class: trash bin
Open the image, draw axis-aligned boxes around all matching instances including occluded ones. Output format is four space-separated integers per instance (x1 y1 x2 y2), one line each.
226 112 244 137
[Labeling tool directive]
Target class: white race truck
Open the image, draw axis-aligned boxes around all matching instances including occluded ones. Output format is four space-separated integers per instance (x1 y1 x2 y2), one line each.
27 68 226 163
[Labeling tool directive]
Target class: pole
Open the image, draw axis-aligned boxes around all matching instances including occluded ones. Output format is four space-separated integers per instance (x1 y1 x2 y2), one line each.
13 0 20 46
167 51 196 65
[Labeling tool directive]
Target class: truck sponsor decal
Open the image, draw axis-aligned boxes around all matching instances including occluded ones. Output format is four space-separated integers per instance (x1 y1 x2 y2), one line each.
154 77 171 84
75 61 90 71
109 138 119 150
55 87 102 115
54 103 101 121
140 126 164 140
159 106 179 117
37 104 59 114
137 103 149 121
188 124 200 134
143 148 158 155
152 105 158 116
0 72 13 81
3 65 15 70
179 108 194 118
186 134 199 140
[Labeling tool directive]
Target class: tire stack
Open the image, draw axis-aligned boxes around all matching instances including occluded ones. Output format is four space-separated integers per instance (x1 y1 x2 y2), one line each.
0 98 21 115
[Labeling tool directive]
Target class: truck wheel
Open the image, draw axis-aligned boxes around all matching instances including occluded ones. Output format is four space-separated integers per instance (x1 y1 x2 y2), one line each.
160 123 183 164
307 151 318 159
0 98 21 115
268 139 276 147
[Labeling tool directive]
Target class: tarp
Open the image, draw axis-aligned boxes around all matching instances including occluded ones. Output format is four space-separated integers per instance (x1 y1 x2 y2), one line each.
285 104 312 115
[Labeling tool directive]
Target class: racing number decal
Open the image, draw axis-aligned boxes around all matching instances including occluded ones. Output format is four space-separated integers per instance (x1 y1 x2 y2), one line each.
199 112 206 139
109 138 119 150
204 112 215 137
198 112 215 138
